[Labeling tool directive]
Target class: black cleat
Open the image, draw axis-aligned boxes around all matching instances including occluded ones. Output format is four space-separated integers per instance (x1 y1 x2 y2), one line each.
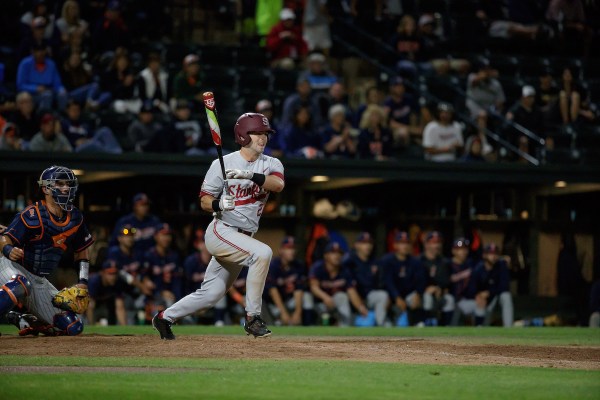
244 315 272 338
7 311 40 336
152 312 175 340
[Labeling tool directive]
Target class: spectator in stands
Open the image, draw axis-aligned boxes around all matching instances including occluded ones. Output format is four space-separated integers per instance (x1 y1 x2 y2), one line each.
182 228 227 325
17 43 68 112
58 27 91 70
100 49 138 114
322 104 357 159
558 66 582 125
29 112 73 152
317 81 352 127
419 231 453 326
461 136 488 162
474 0 547 42
20 1 60 48
309 241 368 326
303 0 332 55
266 236 313 326
546 0 592 57
127 100 165 152
110 193 162 254
471 243 514 327
61 50 108 110
171 54 204 109
60 100 122 154
137 52 170 114
506 85 547 160
280 105 324 159
87 260 128 326
281 76 323 128
266 8 308 70
255 99 283 158
0 123 25 151
465 58 505 126
417 14 470 76
422 102 464 162
536 67 560 127
388 14 428 79
299 52 337 93
381 231 425 327
91 1 130 57
342 232 389 326
353 85 384 127
8 92 38 142
56 0 89 44
357 104 394 160
17 16 56 62
384 76 419 147
165 99 210 155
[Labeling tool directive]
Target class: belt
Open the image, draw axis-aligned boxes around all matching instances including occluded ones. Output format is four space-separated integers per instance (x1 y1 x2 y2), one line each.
220 221 252 237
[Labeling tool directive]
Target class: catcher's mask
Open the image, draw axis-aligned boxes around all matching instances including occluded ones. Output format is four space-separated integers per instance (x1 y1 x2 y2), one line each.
38 165 78 211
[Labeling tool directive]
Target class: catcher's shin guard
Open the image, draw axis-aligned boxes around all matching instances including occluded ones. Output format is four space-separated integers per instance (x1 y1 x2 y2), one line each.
53 311 84 336
0 274 31 315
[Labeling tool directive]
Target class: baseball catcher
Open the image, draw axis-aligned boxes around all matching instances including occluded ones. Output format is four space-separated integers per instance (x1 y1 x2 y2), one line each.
0 165 94 336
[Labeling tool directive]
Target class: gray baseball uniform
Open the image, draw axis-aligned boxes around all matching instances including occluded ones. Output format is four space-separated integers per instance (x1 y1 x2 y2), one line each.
163 151 284 321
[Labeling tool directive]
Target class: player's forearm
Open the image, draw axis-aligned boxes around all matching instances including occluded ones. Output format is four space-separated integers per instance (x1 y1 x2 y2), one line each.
293 290 303 313
262 175 284 193
86 300 96 325
200 194 218 213
348 288 367 313
116 298 127 326
310 281 328 302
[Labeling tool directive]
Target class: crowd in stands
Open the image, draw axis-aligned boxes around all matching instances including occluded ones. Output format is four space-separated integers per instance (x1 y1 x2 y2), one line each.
0 1 599 163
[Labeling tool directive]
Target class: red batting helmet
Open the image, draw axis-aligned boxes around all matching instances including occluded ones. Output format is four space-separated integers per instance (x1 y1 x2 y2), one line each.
234 113 275 146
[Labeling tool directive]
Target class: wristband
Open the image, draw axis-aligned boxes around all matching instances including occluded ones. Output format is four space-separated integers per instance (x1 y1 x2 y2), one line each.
2 245 14 258
250 173 266 186
78 259 90 284
212 199 222 212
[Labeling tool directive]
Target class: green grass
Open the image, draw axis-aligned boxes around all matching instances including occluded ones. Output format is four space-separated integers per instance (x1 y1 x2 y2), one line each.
1 325 599 400
2 324 599 346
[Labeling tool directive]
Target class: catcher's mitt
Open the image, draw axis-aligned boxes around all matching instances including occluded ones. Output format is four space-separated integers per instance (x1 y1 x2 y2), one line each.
52 286 89 314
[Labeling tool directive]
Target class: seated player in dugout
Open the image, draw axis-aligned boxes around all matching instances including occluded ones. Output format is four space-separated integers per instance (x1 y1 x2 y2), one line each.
0 165 94 336
86 259 128 326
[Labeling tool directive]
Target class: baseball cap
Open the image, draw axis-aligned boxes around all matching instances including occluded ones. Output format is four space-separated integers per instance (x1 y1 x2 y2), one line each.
522 85 536 97
140 100 156 113
280 8 295 20
102 259 119 274
119 224 136 236
355 232 373 243
389 76 404 86
418 14 434 26
425 231 443 243
437 102 454 112
281 236 296 249
394 231 410 243
40 113 55 124
256 99 273 112
32 16 46 28
155 223 172 235
453 237 470 248
324 241 344 254
308 52 326 63
483 243 500 254
183 54 199 66
174 98 191 110
132 192 150 205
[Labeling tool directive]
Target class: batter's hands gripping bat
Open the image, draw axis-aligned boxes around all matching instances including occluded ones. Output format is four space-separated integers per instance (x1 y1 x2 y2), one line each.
203 92 230 195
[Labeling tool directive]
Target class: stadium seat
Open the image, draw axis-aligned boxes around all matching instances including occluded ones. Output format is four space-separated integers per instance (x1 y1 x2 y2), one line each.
198 45 237 67
236 45 270 68
272 69 299 93
202 66 238 92
237 66 272 95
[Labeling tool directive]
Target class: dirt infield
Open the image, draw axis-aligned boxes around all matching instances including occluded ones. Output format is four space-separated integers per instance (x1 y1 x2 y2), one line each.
1 335 599 370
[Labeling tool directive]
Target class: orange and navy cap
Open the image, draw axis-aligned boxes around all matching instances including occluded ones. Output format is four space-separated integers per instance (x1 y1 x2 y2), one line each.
155 223 172 235
355 232 373 243
133 192 150 205
324 241 344 254
102 259 119 274
484 243 500 254
394 231 410 243
425 231 443 243
281 236 296 249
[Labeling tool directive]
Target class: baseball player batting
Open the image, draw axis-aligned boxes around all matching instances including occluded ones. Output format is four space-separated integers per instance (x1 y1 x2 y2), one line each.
152 111 285 339
0 165 94 336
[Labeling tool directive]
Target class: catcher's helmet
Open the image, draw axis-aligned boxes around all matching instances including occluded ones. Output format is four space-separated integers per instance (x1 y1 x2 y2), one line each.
53 311 83 336
234 113 275 146
38 165 78 211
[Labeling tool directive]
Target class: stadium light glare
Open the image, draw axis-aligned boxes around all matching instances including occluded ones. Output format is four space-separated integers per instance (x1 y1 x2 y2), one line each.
311 175 330 183
554 180 567 188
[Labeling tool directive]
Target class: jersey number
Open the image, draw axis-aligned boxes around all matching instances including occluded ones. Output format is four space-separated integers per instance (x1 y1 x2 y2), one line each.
257 203 265 217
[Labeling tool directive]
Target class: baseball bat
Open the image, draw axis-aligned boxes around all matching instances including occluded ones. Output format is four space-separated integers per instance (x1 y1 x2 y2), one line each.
203 91 230 195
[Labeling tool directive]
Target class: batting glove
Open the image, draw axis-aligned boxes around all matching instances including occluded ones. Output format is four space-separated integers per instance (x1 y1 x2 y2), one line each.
219 194 235 211
226 169 253 180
